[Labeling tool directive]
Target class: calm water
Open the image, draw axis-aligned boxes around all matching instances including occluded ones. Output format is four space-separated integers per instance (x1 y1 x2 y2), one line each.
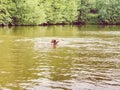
0 25 120 90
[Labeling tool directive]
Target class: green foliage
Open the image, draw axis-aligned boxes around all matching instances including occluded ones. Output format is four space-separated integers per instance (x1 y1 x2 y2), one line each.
98 0 120 24
0 0 16 25
44 0 78 24
13 0 46 25
0 0 120 25
88 14 99 24
77 0 91 24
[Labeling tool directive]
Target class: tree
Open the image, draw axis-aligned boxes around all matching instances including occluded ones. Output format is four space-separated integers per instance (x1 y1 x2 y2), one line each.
0 0 119 25
0 0 16 25
44 0 79 24
13 0 46 25
98 0 120 24
77 0 90 24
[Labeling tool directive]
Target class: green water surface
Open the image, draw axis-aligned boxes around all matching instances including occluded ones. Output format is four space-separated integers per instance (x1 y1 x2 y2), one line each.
0 25 120 90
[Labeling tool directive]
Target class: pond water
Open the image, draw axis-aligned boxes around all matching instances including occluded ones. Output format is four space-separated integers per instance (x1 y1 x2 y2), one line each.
0 25 120 90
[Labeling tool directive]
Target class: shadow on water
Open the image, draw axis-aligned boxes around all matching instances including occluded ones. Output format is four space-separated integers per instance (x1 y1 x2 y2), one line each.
0 25 120 90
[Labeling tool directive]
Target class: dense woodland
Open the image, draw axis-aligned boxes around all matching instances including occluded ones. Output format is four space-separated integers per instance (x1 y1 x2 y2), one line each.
0 0 120 26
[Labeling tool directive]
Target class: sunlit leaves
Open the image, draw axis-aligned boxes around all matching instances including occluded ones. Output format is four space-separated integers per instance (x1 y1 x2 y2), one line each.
44 0 79 24
0 0 120 25
0 0 16 25
98 0 120 24
13 0 46 25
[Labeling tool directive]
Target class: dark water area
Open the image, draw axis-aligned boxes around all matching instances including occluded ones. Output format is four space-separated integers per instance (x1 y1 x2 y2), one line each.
0 25 120 90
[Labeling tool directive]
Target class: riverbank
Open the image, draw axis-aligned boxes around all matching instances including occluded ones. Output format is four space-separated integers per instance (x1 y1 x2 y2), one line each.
0 23 120 27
